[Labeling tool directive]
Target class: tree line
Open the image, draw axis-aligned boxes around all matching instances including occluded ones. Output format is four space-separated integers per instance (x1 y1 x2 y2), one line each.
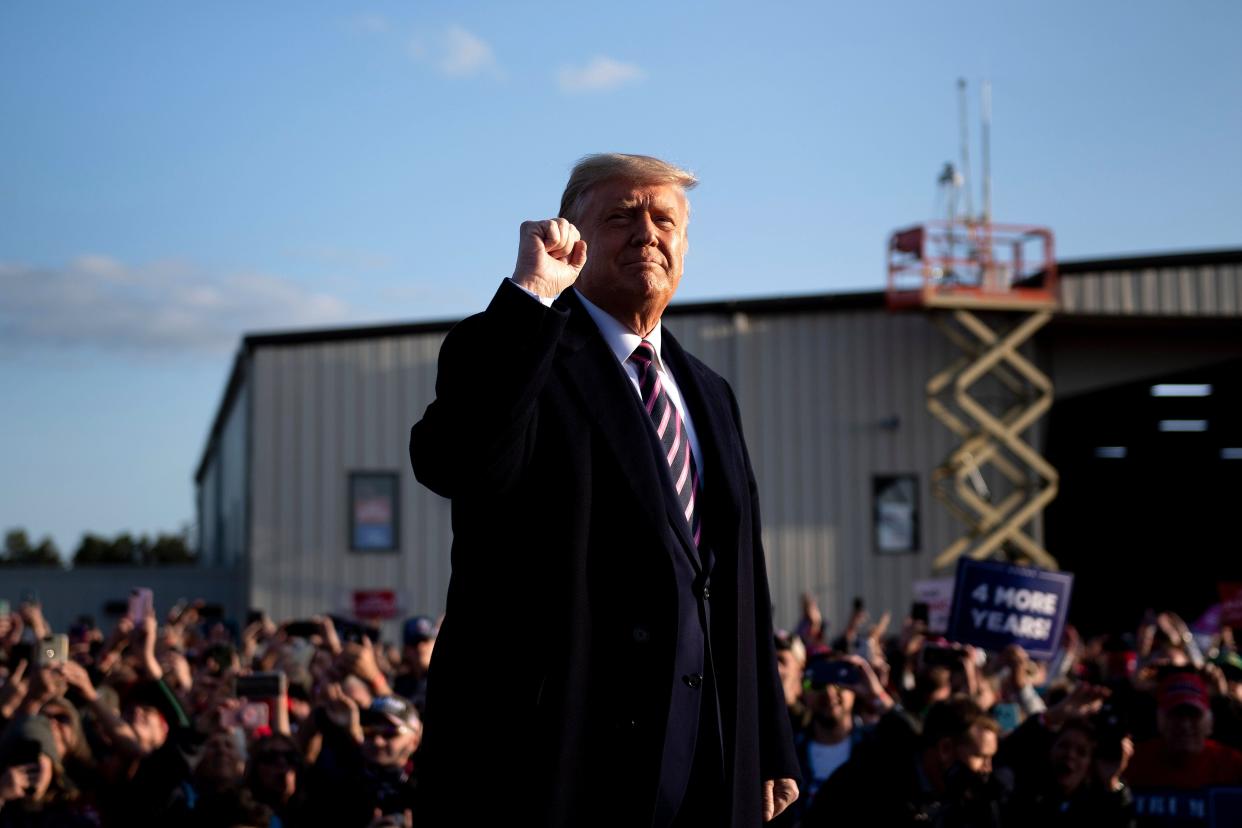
1 528 196 568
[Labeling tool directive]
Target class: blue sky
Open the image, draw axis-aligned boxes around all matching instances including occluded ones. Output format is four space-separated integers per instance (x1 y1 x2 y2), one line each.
2 1 1239 557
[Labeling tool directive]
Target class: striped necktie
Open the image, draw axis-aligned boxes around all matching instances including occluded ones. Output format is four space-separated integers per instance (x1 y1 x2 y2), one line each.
629 340 702 547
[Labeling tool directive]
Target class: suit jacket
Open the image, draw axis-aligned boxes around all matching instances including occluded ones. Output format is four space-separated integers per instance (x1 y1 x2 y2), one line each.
410 281 799 826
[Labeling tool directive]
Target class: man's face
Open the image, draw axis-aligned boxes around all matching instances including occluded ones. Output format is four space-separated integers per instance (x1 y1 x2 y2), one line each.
807 683 855 729
404 639 435 672
1159 706 1209 755
361 716 422 769
572 178 689 334
953 724 998 776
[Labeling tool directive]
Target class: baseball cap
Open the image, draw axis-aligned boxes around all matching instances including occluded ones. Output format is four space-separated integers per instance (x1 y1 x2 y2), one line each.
1158 672 1210 714
363 695 420 729
402 615 437 646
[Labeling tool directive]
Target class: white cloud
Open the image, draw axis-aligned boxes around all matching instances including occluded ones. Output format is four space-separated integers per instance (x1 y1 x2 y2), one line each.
558 56 645 93
0 256 354 354
407 25 499 78
440 25 495 76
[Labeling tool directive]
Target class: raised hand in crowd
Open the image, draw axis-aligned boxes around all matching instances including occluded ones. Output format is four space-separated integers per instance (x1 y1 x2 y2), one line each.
0 612 20 651
1043 682 1111 729
18 599 50 641
338 635 392 697
0 763 37 804
837 653 895 716
321 682 364 745
0 659 28 721
313 614 343 656
135 609 163 680
1094 733 1134 793
797 591 825 647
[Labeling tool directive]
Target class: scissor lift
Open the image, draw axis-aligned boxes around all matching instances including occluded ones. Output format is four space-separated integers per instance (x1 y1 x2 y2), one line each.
887 221 1061 570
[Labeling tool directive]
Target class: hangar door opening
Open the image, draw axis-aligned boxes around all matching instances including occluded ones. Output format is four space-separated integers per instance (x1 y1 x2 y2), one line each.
1045 358 1242 636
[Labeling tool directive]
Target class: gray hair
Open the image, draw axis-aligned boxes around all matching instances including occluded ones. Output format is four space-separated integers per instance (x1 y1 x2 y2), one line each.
558 153 698 223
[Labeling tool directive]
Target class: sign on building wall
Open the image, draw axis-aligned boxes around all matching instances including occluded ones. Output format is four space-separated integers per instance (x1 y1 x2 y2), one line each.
350 472 399 552
353 589 401 620
873 474 920 553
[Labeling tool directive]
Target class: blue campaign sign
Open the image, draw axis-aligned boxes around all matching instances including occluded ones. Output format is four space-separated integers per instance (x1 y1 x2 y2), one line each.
1210 788 1242 828
945 559 1073 659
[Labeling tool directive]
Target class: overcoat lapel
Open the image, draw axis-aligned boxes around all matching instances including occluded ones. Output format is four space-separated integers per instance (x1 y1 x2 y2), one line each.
554 291 702 574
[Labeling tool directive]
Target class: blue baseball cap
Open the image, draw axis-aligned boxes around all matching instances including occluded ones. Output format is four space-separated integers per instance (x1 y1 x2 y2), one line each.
403 615 437 645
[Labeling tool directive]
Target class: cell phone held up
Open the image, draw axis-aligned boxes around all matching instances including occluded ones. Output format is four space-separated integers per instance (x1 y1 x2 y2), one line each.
284 620 322 639
127 588 154 625
235 671 287 700
805 658 863 689
37 634 69 667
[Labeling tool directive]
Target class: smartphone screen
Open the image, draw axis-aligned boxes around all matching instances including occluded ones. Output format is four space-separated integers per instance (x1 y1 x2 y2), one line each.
128 588 154 624
235 671 287 699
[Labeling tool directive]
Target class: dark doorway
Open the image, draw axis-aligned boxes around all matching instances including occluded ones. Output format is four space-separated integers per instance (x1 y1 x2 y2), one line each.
1044 358 1242 636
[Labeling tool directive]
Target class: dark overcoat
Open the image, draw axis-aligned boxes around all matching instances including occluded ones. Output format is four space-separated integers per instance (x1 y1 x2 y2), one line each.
410 281 799 826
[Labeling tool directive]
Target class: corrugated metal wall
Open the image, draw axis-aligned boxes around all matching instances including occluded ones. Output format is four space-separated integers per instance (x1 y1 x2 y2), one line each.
671 308 962 630
1060 261 1242 317
247 304 971 637
249 335 453 640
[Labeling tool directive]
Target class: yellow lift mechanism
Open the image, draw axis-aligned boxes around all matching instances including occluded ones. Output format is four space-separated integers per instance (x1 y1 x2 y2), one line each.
887 220 1061 571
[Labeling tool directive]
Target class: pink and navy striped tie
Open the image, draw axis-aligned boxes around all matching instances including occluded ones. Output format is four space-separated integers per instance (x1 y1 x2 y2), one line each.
629 340 701 547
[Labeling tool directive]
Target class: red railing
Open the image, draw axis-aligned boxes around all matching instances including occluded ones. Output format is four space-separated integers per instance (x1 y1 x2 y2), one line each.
886 221 1058 310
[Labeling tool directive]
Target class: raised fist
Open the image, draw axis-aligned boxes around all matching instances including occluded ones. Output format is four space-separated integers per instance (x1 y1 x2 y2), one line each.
511 218 588 298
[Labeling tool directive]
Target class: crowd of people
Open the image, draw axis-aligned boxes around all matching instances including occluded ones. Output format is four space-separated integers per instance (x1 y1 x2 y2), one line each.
0 592 1239 827
0 599 432 827
773 594 1242 827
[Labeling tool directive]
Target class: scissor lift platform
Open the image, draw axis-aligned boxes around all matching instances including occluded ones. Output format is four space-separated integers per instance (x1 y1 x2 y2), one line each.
887 221 1061 570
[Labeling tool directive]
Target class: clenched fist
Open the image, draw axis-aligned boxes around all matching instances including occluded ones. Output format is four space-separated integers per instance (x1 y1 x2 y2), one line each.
511 218 588 299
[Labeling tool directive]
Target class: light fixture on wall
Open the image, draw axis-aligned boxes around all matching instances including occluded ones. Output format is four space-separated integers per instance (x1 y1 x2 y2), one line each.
1150 384 1212 397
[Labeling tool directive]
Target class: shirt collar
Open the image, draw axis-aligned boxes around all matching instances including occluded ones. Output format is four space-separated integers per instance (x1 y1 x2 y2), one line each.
574 288 663 369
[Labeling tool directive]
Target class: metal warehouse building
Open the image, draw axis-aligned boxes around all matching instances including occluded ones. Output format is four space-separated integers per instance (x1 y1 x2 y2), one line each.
196 249 1242 638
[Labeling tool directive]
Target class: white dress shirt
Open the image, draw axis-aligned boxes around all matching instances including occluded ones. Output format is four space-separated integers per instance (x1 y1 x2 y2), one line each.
506 278 705 487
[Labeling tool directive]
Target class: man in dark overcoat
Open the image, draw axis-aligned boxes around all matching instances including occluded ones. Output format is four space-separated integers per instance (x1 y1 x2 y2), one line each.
411 153 799 826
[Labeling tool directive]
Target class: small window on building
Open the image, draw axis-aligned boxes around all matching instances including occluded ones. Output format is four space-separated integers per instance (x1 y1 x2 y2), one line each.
873 474 920 554
349 472 400 552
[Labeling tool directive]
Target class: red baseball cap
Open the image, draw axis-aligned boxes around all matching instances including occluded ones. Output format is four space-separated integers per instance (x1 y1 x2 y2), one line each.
1158 673 1210 714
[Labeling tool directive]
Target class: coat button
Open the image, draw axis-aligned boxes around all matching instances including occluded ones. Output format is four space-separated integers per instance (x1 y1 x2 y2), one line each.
682 673 703 689
701 585 711 600
632 626 650 643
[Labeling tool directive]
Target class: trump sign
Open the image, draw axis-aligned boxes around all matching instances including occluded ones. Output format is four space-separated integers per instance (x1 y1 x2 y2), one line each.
946 559 1073 660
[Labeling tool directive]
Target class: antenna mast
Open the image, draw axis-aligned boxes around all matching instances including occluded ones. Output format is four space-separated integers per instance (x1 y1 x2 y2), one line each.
981 79 992 224
957 78 974 223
